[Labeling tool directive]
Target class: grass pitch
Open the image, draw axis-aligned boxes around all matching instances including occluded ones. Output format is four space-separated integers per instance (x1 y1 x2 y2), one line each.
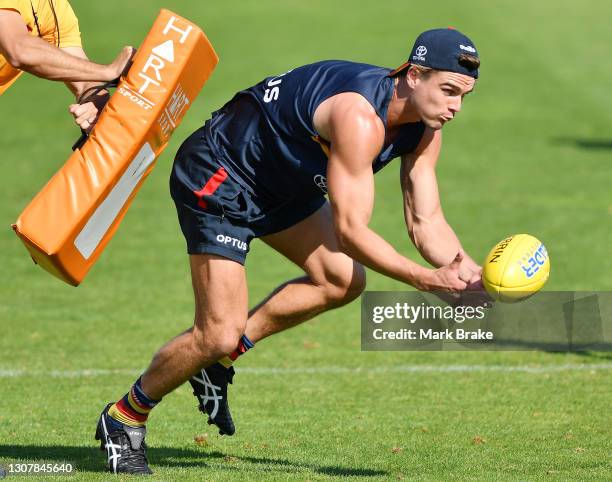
1 0 611 480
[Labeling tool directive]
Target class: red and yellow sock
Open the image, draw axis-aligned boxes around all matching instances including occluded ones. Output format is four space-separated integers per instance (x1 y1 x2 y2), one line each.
108 377 160 427
218 334 255 368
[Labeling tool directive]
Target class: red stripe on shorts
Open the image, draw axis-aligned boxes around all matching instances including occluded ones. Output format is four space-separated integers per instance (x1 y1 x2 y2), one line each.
193 167 228 209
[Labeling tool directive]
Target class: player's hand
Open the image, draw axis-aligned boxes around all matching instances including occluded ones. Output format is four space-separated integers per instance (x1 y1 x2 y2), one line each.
458 275 494 307
458 258 482 284
109 46 136 80
419 251 468 292
69 90 109 132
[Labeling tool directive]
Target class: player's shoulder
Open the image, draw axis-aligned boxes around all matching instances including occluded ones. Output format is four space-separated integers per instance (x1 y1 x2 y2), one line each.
329 91 380 120
319 92 383 131
315 92 385 153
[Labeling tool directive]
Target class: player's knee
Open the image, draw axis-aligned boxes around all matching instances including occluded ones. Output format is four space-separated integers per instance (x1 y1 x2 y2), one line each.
215 331 243 357
192 324 243 360
191 327 211 359
323 262 366 307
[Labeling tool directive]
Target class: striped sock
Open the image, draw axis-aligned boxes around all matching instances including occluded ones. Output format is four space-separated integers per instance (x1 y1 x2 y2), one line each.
108 377 160 427
218 334 255 368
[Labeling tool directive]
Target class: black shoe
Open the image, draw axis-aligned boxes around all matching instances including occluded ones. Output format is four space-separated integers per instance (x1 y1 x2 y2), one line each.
189 363 236 435
95 403 153 475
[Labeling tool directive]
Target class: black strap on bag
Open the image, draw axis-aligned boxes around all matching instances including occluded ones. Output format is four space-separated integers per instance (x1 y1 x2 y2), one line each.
71 78 119 151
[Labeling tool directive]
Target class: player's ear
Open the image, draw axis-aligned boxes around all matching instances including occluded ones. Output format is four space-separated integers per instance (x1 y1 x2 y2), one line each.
406 67 419 89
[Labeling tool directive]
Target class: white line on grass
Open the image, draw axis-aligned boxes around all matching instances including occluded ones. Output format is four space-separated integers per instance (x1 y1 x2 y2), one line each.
240 363 612 375
0 363 611 378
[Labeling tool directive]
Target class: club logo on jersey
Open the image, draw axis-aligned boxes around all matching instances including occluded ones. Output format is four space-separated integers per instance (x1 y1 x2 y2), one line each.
314 174 327 194
413 45 427 62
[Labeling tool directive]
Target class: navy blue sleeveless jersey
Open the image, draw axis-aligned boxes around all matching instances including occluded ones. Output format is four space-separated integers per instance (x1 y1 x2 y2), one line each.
203 60 426 203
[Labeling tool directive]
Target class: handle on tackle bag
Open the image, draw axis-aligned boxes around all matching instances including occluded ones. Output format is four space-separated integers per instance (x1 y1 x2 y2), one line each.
71 78 120 151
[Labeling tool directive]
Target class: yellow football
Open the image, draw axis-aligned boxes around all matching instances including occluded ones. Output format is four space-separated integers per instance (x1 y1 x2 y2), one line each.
482 234 550 302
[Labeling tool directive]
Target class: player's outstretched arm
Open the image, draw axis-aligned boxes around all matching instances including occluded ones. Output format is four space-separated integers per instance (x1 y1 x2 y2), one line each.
0 9 132 83
315 93 467 292
399 128 481 284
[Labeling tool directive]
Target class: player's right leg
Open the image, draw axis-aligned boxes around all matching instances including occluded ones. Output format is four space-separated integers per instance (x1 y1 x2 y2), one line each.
96 253 247 474
96 254 248 474
170 128 256 437
95 127 252 474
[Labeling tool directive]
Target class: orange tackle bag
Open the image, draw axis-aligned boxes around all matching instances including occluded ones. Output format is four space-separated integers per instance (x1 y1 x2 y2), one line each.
12 9 218 286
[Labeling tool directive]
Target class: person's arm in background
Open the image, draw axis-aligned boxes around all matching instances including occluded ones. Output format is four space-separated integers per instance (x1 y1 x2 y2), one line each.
56 1 134 131
0 7 133 130
0 9 131 82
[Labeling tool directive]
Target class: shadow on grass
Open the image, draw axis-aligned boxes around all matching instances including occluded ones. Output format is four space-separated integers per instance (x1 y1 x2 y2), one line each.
545 350 612 361
553 137 612 150
0 445 388 477
480 339 612 354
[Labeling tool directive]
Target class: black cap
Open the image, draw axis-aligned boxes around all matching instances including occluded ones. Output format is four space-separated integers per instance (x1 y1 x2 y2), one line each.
390 28 479 78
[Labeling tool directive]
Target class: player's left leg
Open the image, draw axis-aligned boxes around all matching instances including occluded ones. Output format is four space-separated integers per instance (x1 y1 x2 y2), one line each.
194 202 366 433
246 201 366 341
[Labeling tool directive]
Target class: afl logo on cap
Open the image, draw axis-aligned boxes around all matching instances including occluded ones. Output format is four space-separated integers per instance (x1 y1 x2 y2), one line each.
413 45 427 61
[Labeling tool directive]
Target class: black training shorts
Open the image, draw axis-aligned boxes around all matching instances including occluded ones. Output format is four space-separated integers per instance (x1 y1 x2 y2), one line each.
170 128 325 264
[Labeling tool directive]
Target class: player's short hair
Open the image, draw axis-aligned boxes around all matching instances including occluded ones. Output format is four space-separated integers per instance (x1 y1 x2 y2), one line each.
407 64 432 77
457 54 480 70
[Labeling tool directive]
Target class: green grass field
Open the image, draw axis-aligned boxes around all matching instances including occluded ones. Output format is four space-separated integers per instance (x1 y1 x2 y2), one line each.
1 0 611 479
